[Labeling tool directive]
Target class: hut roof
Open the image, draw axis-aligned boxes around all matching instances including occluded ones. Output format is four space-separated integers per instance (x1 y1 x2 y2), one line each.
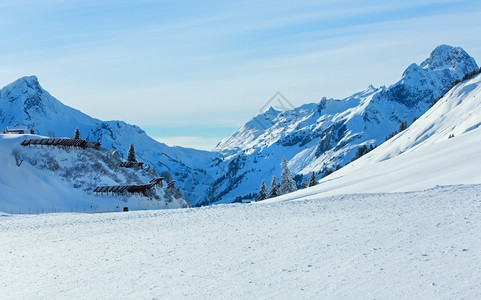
6 126 28 133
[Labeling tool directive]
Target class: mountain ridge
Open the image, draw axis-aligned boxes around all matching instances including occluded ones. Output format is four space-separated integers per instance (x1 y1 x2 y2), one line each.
1 45 479 206
207 45 479 204
0 76 219 205
269 72 481 202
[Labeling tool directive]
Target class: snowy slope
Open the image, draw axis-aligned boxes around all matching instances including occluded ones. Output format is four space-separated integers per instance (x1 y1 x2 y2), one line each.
208 45 479 203
0 134 189 213
0 76 220 205
268 73 481 202
1 184 481 298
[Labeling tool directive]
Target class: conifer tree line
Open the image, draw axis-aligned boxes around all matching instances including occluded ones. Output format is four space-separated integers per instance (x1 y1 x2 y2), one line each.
257 157 319 201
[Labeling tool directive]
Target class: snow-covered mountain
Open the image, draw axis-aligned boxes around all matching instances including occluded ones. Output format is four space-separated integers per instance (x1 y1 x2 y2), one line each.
268 71 481 202
208 45 479 203
1 45 479 207
4 47 481 299
0 77 220 205
0 134 189 213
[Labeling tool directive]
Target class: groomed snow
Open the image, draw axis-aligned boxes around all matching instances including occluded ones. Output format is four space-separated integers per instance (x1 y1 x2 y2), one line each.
1 184 480 298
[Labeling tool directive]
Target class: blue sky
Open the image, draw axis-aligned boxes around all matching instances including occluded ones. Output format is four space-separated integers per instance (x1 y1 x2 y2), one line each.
1 0 481 150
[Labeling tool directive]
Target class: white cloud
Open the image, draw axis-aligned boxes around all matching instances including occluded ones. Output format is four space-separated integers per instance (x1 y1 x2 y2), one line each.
1 0 481 149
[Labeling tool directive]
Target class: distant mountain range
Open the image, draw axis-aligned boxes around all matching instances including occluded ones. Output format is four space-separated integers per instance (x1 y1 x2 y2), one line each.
0 45 479 207
270 70 481 201
207 45 479 204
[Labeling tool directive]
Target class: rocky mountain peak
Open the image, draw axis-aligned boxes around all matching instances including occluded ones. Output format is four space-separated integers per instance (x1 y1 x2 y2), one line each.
420 45 478 72
2 75 41 96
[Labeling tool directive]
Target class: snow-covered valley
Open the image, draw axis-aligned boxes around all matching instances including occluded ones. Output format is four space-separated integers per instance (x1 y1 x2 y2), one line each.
2 44 481 298
1 184 481 298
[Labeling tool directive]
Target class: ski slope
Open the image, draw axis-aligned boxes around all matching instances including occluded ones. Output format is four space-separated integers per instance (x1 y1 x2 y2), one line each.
1 184 481 298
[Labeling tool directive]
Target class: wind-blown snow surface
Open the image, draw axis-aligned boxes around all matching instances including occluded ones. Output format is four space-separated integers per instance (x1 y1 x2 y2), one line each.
1 185 481 298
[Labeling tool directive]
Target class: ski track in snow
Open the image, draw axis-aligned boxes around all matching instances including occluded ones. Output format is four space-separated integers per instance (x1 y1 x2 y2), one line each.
1 184 481 299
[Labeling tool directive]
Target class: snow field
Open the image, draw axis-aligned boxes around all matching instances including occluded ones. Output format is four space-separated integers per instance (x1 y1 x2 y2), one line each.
1 184 481 298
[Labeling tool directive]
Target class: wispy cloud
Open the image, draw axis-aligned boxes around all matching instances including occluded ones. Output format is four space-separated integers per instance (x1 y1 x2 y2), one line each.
1 0 480 149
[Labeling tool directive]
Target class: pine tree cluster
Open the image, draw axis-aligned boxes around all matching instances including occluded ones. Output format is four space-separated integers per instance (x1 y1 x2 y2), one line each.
258 156 304 201
256 158 324 201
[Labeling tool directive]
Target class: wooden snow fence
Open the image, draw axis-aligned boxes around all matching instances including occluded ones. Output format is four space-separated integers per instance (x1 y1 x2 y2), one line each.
119 161 144 169
167 180 176 189
94 177 165 196
21 138 101 150
150 177 164 188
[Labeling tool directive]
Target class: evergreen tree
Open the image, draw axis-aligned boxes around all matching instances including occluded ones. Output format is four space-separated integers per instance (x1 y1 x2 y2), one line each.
30 128 35 134
269 176 278 198
301 177 308 189
353 145 369 160
279 156 297 195
323 168 333 178
258 180 267 201
399 120 408 132
73 128 81 140
127 144 137 162
160 170 173 183
308 171 317 187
